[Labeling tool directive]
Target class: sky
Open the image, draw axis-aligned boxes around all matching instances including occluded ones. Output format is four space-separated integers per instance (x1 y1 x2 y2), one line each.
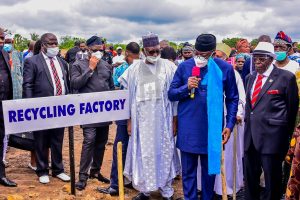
0 0 299 44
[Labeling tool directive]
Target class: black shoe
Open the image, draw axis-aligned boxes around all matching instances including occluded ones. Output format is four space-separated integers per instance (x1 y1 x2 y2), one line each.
175 198 184 200
89 173 110 184
124 182 134 189
75 180 87 190
162 196 173 200
97 186 118 196
132 193 150 200
0 177 17 187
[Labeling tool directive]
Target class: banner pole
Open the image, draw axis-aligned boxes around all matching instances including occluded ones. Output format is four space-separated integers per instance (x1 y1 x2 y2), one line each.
117 142 125 200
68 127 76 195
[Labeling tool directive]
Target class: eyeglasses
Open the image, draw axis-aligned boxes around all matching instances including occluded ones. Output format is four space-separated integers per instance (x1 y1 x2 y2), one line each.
44 42 58 46
253 55 269 62
274 44 289 51
90 49 104 53
147 49 160 55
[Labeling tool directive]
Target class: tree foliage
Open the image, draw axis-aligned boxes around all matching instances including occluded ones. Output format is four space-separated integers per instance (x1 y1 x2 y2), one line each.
13 34 29 51
222 37 242 48
59 36 85 50
30 33 40 41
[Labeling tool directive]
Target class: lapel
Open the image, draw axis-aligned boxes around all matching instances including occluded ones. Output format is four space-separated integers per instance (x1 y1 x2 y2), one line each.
2 49 11 72
246 72 256 109
38 53 54 89
253 65 279 108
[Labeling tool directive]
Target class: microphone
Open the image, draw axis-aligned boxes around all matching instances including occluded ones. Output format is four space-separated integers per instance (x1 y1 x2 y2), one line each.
190 66 200 99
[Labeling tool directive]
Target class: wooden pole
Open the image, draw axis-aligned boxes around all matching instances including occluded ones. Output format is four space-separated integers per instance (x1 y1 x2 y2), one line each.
68 126 76 196
117 142 125 200
221 144 228 200
233 126 237 200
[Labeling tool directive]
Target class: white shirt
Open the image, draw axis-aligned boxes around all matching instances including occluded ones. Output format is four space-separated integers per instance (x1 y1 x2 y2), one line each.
112 54 125 64
273 59 299 74
251 65 274 96
42 53 66 95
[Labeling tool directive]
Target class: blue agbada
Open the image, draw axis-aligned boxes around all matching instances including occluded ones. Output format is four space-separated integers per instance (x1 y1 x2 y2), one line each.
168 57 238 174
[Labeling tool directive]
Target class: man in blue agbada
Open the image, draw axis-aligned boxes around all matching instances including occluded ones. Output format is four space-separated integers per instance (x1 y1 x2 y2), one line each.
168 34 238 200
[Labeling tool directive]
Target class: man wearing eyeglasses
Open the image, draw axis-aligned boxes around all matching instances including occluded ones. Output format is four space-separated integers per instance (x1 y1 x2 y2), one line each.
244 42 299 200
273 31 299 74
119 33 180 200
71 36 114 190
23 33 70 184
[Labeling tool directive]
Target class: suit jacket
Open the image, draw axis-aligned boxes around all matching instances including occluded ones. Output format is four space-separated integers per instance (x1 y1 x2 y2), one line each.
71 58 114 127
23 53 69 98
244 65 299 154
0 49 13 101
168 58 239 154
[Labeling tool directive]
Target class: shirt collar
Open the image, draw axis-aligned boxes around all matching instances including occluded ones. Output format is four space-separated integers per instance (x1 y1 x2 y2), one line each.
42 52 56 60
258 64 273 78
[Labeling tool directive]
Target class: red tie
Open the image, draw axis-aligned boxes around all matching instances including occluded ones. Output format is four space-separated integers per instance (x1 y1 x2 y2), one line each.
251 74 264 107
49 58 62 96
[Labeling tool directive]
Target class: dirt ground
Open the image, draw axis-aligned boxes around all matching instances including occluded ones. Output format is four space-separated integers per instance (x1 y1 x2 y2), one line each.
0 124 183 200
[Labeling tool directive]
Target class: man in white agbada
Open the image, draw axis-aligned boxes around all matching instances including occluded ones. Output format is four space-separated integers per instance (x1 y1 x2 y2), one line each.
118 33 180 200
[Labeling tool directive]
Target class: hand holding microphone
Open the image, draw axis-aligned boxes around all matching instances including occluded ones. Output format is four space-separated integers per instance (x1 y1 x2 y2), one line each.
189 66 201 98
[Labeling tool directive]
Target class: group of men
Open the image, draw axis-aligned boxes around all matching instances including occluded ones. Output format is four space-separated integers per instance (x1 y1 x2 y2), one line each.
1 26 300 200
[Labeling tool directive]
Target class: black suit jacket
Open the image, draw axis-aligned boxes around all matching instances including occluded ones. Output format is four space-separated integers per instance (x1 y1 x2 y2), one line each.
0 49 13 101
23 53 69 98
244 66 299 154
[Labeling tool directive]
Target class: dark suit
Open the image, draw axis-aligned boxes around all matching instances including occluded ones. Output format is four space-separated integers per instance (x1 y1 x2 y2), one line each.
71 58 114 181
244 66 299 200
23 52 69 177
0 49 13 178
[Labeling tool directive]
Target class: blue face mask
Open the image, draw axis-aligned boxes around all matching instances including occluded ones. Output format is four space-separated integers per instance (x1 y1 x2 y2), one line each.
275 51 287 61
3 44 13 53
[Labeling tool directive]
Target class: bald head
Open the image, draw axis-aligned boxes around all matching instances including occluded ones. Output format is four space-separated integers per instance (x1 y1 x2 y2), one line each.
40 33 58 54
258 35 272 43
29 41 36 51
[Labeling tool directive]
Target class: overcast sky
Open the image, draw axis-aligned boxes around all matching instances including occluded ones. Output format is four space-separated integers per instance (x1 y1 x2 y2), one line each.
0 0 299 44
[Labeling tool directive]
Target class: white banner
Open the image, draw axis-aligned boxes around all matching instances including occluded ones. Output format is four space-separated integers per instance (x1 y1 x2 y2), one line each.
2 90 129 135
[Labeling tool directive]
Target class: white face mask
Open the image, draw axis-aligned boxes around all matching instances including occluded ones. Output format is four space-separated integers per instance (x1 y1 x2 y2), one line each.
91 51 103 60
146 55 160 64
195 56 208 68
46 47 59 58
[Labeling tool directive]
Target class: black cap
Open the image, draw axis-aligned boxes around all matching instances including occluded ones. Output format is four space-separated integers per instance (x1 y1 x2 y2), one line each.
195 34 216 52
86 36 103 47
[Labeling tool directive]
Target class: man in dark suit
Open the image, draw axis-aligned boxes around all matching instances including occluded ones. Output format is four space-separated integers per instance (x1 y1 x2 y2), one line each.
0 27 17 187
71 36 114 190
244 42 299 200
23 33 70 184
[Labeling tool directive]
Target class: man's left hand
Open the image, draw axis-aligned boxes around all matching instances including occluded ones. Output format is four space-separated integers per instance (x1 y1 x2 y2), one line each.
222 128 231 144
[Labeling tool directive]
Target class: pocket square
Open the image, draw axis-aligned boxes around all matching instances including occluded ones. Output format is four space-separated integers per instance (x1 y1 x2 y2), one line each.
267 90 279 94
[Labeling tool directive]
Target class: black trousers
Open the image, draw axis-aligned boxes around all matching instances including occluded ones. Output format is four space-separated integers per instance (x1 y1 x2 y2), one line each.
0 103 5 178
79 126 109 181
244 141 284 200
34 128 65 177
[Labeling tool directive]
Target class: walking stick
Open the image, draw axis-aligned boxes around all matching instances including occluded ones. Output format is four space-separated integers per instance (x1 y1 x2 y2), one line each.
221 143 228 200
68 126 76 196
117 142 125 200
233 125 238 200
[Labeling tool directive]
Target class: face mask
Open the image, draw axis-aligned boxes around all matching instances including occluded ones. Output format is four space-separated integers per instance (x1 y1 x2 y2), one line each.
3 44 13 53
46 47 59 58
91 51 103 59
146 55 160 64
81 49 86 52
275 51 287 61
195 56 208 68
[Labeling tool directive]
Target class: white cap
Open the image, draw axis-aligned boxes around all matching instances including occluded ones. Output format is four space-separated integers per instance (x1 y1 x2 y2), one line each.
253 42 276 58
116 46 122 50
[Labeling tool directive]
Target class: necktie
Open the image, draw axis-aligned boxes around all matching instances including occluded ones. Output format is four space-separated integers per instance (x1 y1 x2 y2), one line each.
251 74 264 107
49 58 62 96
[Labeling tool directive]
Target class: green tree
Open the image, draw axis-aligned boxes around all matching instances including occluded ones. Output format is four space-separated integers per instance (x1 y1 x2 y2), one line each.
30 33 40 41
13 34 29 51
59 36 85 50
169 41 178 50
250 39 259 47
222 37 242 48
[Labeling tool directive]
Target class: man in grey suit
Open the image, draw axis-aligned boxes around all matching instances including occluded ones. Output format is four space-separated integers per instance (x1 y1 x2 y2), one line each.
23 33 70 184
71 36 114 190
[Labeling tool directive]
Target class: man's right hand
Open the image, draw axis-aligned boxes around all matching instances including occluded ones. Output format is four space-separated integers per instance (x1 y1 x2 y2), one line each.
89 56 99 71
188 77 200 90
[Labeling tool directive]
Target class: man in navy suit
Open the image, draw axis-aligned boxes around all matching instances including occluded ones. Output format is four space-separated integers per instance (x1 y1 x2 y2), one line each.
168 34 238 200
23 33 70 184
0 27 17 187
244 42 299 200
